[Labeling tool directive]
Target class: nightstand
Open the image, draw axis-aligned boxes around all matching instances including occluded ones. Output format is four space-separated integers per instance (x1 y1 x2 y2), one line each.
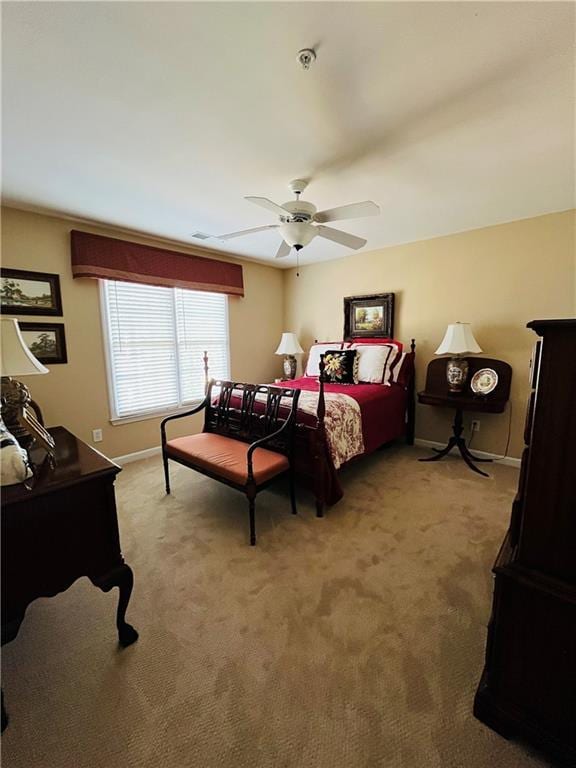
418 357 512 476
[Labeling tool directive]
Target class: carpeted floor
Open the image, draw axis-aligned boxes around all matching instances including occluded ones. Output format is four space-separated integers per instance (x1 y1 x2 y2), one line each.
2 444 554 767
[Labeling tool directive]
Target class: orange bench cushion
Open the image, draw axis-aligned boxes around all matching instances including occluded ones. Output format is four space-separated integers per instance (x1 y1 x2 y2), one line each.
165 432 289 486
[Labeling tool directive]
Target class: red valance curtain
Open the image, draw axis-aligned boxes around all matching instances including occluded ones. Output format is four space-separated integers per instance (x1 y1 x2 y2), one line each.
71 230 244 297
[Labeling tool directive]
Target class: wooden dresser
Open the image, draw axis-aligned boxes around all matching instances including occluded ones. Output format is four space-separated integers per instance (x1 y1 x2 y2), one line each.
1 427 138 730
474 319 576 765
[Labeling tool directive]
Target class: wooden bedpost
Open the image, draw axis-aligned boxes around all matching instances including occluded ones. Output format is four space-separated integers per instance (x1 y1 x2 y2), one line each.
203 350 209 394
406 339 416 445
317 358 326 428
313 357 328 518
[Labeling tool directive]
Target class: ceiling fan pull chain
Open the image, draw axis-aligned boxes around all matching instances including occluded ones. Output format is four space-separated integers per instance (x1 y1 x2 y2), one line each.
296 249 300 277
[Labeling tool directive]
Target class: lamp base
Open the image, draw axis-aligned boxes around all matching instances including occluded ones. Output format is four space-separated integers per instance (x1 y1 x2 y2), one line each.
283 355 297 379
1 377 33 444
1 376 56 461
446 357 469 393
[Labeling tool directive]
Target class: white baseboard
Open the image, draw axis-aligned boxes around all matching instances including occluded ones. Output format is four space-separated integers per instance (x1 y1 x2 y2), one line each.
113 445 162 465
414 438 521 468
112 440 521 469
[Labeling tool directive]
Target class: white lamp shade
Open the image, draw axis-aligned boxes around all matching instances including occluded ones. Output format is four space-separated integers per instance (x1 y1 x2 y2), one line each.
435 322 482 355
1 318 49 375
275 332 304 355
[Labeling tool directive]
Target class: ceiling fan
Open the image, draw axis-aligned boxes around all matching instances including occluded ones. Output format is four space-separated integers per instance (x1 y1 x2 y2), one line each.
215 180 380 259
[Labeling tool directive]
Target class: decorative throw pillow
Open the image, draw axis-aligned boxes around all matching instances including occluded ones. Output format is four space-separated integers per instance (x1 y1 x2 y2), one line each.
321 350 359 384
305 342 343 377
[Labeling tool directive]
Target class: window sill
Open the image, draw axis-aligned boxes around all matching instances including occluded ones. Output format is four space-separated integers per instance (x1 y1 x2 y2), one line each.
110 400 204 426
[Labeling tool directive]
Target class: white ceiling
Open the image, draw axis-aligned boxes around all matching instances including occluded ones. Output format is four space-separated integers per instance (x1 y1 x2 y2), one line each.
2 2 575 268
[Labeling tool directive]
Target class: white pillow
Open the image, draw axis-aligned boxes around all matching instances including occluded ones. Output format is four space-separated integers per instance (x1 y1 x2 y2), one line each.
351 343 396 384
392 352 407 383
305 343 342 377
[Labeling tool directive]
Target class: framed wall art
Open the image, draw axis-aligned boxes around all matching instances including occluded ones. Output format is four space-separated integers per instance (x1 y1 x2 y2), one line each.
19 322 68 364
343 293 395 340
0 268 63 316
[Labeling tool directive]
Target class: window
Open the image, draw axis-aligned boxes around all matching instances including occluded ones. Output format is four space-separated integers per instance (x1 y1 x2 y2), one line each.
101 280 229 421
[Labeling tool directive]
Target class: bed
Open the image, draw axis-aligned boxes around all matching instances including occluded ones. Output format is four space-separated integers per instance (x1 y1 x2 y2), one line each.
203 293 415 515
273 342 415 514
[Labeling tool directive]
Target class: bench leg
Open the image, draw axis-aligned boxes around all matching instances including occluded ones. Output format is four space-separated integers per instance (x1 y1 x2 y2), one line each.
248 497 256 546
246 485 257 546
163 452 171 494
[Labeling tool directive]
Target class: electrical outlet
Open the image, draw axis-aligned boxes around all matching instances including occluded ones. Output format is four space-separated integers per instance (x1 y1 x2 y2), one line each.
471 420 480 433
92 429 103 443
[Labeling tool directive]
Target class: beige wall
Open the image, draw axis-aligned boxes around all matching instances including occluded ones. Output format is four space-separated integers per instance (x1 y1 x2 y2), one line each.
1 207 284 457
283 210 576 459
2 206 574 461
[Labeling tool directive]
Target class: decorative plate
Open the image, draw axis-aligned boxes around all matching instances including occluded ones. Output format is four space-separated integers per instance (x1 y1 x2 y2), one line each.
471 368 499 395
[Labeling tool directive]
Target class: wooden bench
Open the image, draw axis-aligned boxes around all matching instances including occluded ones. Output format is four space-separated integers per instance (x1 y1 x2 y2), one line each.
161 380 300 545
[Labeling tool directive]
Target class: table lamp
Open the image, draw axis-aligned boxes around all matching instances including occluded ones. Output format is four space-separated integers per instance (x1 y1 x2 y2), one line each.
1 318 56 458
435 322 482 393
275 332 303 379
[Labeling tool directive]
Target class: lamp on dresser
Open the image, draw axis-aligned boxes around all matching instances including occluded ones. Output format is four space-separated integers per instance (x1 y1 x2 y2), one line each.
435 322 482 392
0 317 55 460
275 332 303 380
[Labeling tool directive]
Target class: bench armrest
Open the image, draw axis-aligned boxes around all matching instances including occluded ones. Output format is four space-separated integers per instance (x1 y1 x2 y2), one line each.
245 417 294 482
160 395 209 446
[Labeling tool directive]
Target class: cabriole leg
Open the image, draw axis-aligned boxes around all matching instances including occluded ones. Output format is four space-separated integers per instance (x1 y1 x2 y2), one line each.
92 564 139 647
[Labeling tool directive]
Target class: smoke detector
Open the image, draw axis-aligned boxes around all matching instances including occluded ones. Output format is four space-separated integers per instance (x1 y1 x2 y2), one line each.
297 49 316 70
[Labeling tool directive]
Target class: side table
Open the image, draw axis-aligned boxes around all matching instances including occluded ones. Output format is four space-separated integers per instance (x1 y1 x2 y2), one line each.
418 357 512 477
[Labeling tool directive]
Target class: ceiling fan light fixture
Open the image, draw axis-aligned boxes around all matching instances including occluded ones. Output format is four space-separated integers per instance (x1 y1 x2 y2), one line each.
279 221 316 249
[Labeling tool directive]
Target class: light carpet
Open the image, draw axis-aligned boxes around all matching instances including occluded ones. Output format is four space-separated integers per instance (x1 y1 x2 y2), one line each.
2 445 553 767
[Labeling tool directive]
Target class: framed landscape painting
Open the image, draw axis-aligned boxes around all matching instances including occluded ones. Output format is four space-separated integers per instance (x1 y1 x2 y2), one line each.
0 268 63 316
344 293 395 340
20 322 68 364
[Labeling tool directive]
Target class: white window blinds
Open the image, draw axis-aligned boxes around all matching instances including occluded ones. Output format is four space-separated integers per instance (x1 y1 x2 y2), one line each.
102 280 229 420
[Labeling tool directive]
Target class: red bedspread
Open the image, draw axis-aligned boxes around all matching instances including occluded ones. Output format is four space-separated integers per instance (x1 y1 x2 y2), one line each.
276 376 408 456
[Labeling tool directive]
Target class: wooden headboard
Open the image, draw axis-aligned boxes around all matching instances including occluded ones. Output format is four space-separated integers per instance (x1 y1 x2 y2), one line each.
343 293 395 340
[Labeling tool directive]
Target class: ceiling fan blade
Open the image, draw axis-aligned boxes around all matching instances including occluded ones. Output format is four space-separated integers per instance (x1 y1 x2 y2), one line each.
314 201 380 224
216 224 279 241
245 196 289 218
275 240 291 259
316 225 367 250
